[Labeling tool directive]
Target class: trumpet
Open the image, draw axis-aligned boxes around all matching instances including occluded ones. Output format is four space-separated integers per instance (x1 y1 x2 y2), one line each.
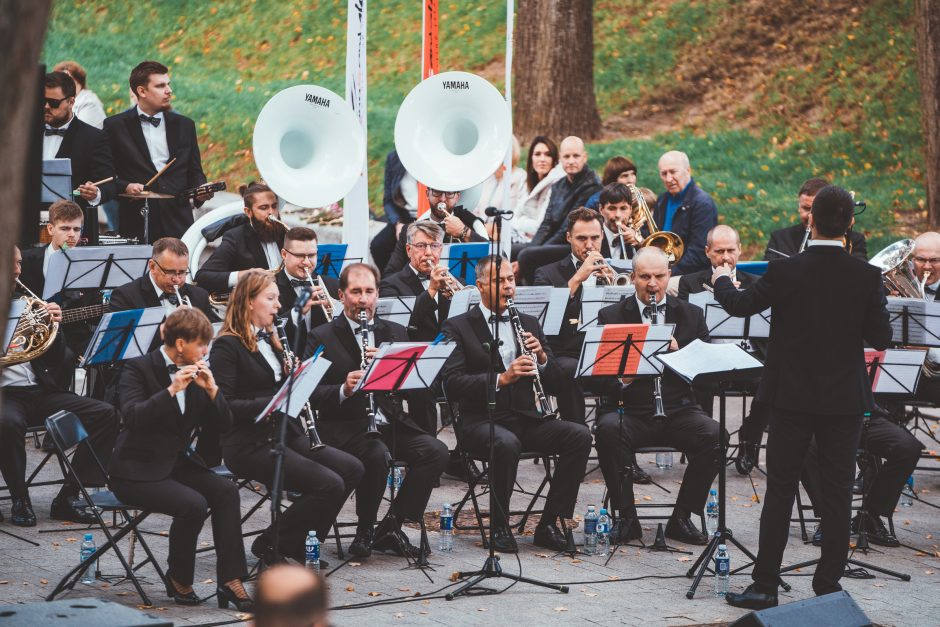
274 318 325 450
306 267 334 321
358 310 382 438
267 214 289 230
648 292 667 421
436 263 472 299
172 284 192 308
592 258 632 287
506 297 558 421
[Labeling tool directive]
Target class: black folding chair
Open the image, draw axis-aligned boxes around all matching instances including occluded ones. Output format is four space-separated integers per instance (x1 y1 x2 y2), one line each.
43 410 166 606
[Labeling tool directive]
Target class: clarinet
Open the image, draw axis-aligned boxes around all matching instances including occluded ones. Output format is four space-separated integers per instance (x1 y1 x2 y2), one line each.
505 298 559 421
358 310 382 438
648 293 668 420
274 318 325 450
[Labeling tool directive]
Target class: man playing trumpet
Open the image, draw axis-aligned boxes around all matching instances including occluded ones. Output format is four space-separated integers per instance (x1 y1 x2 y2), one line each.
597 183 637 261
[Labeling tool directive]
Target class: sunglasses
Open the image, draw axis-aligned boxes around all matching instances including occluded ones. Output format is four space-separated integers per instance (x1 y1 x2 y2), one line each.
44 96 69 109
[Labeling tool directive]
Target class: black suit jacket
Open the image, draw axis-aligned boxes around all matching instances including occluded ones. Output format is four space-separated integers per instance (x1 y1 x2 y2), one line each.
103 108 207 241
714 245 891 414
108 275 219 351
210 334 303 449
676 267 760 300
764 224 868 261
194 223 284 294
110 349 232 481
383 207 486 276
304 316 429 446
379 266 454 342
533 255 584 358
441 306 565 424
275 270 339 352
595 295 709 412
52 117 116 218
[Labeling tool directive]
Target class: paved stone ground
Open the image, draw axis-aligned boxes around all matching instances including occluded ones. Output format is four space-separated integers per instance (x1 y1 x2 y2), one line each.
1 401 939 626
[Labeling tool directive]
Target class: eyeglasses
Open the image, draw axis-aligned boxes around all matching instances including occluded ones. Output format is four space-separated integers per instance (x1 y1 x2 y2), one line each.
913 256 940 265
284 249 317 262
427 190 457 199
152 259 189 278
44 97 68 109
409 242 443 251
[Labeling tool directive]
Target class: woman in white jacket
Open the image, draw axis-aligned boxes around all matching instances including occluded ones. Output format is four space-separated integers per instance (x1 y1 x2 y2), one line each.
511 136 564 243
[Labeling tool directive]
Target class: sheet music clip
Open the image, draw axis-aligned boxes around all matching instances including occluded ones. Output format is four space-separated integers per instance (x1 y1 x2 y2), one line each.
43 245 153 300
81 307 165 367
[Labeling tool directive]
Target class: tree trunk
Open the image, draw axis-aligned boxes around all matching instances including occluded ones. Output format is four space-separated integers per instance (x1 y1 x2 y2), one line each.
916 0 940 228
0 1 51 339
513 0 602 142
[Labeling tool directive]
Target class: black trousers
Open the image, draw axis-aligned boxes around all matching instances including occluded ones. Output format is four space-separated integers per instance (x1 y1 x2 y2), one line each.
555 356 587 425
460 415 592 527
801 414 922 518
0 387 116 499
752 409 862 596
223 435 363 560
111 459 247 586
595 405 720 517
333 423 449 524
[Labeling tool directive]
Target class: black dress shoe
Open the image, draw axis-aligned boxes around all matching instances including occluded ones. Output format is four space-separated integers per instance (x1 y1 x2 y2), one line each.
10 498 36 527
812 524 823 547
734 442 758 475
349 525 374 558
165 578 201 605
251 531 274 560
51 496 98 524
611 517 642 543
373 528 421 558
217 580 255 612
491 525 518 553
631 461 652 485
533 523 568 551
725 583 778 610
665 513 708 545
853 513 900 547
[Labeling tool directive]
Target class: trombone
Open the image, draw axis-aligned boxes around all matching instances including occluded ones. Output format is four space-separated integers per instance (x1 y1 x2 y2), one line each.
626 183 684 265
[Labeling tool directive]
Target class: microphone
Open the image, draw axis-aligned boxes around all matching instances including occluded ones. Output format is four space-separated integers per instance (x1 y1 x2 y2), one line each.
484 206 514 218
294 286 313 312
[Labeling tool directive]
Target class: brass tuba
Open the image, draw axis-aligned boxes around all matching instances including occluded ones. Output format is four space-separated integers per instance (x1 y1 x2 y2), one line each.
627 183 684 265
870 239 929 299
1 279 59 366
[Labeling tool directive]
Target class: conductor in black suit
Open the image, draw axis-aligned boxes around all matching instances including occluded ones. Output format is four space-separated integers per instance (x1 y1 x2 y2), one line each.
103 60 214 242
593 247 720 546
109 308 253 611
42 71 116 245
442 255 592 553
195 182 286 294
212 270 363 567
304 263 449 559
764 178 868 261
717 185 892 609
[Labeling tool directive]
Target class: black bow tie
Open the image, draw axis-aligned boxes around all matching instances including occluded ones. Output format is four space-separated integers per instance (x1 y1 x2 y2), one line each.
160 292 179 306
256 329 273 342
290 278 312 288
488 314 510 323
44 127 67 136
926 286 937 295
166 364 180 374
642 305 666 319
416 273 431 282
139 113 161 127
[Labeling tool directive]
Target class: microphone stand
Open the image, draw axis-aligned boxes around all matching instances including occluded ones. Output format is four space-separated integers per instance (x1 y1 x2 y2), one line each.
447 207 568 600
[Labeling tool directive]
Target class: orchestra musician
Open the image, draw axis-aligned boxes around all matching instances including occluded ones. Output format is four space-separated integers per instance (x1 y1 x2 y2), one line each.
211 270 363 567
1 246 117 527
195 181 286 295
442 255 592 553
715 185 891 609
109 308 253 611
592 247 720 546
764 178 868 261
304 263 449 559
596 183 638 260
103 60 214 242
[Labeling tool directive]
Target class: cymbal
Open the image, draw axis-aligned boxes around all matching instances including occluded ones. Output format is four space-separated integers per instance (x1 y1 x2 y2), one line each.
119 190 175 200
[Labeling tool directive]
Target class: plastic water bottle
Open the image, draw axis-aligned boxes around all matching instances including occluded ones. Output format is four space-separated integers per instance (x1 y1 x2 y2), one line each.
439 503 454 552
705 489 719 536
304 530 320 572
655 451 673 469
596 508 611 557
900 476 915 507
387 467 403 497
583 505 598 555
80 533 96 584
714 544 730 597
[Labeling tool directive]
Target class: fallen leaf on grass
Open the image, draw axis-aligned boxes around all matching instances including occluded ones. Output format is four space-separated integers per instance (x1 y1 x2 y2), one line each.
137 605 154 610
236 614 252 621
570 559 582 564
65 537 77 543
643 495 653 501
117 592 130 596
751 495 760 502
608 575 620 581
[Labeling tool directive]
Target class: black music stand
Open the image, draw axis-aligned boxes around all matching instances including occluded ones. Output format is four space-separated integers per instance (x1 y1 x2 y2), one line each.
375 296 416 328
440 242 489 285
356 342 455 581
82 308 165 368
576 285 634 331
506 287 568 336
885 301 940 444
42 245 152 300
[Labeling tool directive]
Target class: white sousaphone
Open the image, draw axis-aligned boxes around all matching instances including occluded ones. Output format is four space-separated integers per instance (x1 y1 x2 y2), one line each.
394 71 512 193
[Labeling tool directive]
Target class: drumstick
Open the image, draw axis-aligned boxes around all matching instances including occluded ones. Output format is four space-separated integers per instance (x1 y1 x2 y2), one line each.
145 157 176 188
71 176 116 196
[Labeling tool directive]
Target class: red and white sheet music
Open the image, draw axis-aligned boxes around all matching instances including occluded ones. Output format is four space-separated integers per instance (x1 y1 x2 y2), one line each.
577 323 673 377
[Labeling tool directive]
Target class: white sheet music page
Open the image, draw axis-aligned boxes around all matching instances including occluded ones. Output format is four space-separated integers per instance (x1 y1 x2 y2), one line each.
375 296 416 327
578 285 635 331
511 286 569 335
688 291 771 339
656 339 763 383
447 287 481 318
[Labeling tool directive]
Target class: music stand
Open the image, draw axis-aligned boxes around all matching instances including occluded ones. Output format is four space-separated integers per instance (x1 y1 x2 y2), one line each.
375 296 416 328
314 244 361 279
439 242 489 285
81 308 165 367
41 158 71 203
42 245 152 300
577 285 635 331
504 286 569 336
446 287 481 319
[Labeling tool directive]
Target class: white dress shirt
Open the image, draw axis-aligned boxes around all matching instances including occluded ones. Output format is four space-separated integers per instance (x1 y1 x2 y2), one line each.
73 89 106 129
807 239 844 249
635 294 667 323
43 115 101 206
478 302 516 371
137 105 170 171
161 346 186 413
252 325 283 382
150 273 178 315
284 269 312 332
604 225 627 260
338 313 387 424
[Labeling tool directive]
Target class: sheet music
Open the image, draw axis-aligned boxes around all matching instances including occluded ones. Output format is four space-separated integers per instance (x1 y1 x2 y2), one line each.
375 296 416 327
606 258 632 274
82 307 165 366
885 297 940 346
656 339 763 384
447 286 482 318
44 245 153 299
578 285 635 331
257 354 332 421
42 158 72 203
3 300 27 357
508 286 569 335
354 342 456 392
688 291 771 338
577 323 672 377
864 348 926 395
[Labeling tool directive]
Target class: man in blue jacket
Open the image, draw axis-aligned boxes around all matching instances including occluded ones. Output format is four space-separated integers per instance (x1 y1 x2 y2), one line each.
655 151 717 275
